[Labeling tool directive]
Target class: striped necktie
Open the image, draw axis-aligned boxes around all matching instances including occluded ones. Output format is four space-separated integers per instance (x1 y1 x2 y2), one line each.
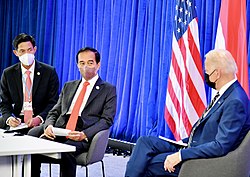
187 92 220 147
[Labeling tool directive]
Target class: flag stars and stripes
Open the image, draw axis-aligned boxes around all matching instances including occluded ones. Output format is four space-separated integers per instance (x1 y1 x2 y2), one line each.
174 0 196 40
165 0 206 140
178 17 182 23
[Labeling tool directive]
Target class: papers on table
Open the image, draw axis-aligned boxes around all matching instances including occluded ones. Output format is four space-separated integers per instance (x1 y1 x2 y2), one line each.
4 123 29 133
9 123 28 131
158 136 187 147
0 129 18 137
0 131 18 138
52 127 71 136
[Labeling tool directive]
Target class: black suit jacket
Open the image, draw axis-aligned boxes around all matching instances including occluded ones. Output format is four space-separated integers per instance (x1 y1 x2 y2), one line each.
0 61 59 128
44 77 117 140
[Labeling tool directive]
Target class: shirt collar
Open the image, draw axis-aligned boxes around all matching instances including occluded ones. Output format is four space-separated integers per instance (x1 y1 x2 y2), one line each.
218 78 237 96
82 74 99 86
20 60 35 75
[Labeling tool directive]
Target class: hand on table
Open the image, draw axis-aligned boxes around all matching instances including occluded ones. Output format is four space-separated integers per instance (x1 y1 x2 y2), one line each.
42 125 56 140
8 116 21 127
26 116 41 127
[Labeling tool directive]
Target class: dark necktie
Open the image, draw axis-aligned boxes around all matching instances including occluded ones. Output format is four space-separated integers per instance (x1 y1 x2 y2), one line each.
66 81 90 131
187 92 220 147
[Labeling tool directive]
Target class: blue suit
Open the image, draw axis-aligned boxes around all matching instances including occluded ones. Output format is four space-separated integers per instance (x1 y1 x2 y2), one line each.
125 81 250 177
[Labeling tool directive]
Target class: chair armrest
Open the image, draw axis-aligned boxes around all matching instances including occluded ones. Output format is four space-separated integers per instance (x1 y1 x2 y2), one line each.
179 131 250 177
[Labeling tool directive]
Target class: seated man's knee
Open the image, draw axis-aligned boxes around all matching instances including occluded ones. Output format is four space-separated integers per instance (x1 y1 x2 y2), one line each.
136 136 155 145
28 125 44 137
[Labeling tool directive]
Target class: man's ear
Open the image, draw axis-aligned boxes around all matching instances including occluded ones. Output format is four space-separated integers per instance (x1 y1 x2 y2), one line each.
97 62 101 70
216 69 221 79
34 46 37 53
13 50 19 57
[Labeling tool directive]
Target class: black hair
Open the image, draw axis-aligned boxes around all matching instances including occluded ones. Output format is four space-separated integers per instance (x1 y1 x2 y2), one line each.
12 33 36 50
76 47 100 64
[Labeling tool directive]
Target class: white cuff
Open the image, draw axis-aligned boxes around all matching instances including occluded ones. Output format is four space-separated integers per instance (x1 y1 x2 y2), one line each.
178 150 182 161
6 117 12 126
35 115 44 124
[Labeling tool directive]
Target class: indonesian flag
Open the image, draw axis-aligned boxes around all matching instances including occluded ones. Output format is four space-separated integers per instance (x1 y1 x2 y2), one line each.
215 0 249 96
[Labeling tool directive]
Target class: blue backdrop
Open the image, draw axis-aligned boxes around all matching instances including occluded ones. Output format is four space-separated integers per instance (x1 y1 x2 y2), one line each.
0 0 249 142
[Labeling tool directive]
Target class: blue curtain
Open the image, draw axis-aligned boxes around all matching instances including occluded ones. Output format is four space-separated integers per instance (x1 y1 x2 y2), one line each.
0 0 249 142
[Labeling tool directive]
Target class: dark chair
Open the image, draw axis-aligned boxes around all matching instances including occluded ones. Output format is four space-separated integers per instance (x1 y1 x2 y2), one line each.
178 130 250 177
76 129 110 177
49 129 110 177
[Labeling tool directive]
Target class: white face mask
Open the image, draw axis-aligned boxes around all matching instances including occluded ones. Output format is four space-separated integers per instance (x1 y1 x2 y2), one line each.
19 53 35 66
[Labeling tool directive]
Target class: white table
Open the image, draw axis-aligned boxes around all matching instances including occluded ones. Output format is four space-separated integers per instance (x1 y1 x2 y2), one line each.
0 132 76 177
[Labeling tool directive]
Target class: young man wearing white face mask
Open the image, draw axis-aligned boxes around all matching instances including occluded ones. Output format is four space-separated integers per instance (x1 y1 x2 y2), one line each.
0 33 59 132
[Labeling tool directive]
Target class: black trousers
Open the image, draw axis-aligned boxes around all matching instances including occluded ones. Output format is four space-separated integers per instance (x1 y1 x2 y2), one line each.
28 125 90 177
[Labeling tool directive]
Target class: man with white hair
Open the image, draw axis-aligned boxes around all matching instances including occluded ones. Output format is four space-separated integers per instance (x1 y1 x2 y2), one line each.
125 49 250 177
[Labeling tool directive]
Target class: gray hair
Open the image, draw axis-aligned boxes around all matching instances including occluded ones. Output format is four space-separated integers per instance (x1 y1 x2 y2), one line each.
205 49 238 74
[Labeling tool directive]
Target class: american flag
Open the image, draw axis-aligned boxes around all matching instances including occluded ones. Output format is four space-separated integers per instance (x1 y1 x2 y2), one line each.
164 0 207 140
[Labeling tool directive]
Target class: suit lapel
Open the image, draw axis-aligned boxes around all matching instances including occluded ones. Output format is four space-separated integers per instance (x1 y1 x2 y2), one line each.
201 81 239 123
84 77 104 109
64 80 81 113
202 99 224 122
14 63 23 102
32 61 42 96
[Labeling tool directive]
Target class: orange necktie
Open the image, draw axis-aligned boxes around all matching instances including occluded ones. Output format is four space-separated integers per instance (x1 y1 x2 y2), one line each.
66 81 90 131
24 70 33 123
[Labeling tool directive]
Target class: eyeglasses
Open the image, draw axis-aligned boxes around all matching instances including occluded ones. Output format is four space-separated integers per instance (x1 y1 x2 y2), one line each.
206 69 216 76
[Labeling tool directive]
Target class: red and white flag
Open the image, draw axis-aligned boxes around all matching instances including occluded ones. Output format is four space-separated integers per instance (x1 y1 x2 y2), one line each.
215 0 249 96
165 0 207 140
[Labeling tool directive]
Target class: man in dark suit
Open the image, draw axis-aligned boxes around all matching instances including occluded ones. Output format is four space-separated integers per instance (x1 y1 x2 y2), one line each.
0 33 59 130
125 49 250 177
29 47 117 177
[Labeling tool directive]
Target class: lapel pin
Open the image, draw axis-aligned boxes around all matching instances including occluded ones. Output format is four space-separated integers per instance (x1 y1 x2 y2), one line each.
96 86 100 90
37 72 40 75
